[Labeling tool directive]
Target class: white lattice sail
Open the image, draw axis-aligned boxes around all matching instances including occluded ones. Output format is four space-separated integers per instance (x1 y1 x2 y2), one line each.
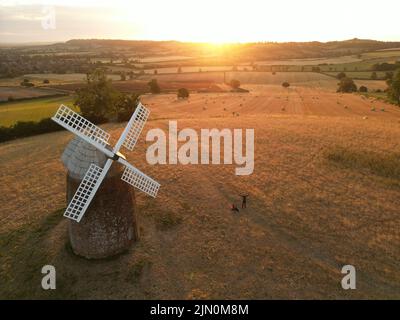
52 105 110 148
120 103 150 151
120 160 160 198
64 160 113 222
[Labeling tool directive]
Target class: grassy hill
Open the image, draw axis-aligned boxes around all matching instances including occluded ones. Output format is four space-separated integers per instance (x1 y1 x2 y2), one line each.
1 86 400 299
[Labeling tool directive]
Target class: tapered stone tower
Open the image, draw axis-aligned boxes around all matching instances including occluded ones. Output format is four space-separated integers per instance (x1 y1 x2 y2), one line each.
62 137 138 259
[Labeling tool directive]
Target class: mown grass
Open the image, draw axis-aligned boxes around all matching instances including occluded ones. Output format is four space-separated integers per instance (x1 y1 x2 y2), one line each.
325 146 400 186
126 258 152 283
0 209 66 299
0 95 75 127
156 212 183 230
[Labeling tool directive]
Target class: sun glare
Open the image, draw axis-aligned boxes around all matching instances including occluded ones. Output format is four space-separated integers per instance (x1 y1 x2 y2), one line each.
118 0 400 44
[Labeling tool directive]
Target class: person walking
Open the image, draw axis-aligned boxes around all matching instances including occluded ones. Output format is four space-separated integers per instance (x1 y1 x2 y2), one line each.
239 194 248 209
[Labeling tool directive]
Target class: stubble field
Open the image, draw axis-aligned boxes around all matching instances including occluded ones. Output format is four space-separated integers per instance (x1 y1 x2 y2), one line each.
0 84 399 299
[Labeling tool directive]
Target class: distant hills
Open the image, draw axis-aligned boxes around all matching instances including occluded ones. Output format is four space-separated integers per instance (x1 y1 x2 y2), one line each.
3 38 400 62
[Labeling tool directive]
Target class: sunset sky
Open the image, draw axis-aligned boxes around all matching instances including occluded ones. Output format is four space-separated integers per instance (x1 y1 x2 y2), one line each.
1 0 399 43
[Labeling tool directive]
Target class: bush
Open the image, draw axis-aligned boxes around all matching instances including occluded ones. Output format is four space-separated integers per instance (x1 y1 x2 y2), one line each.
387 70 400 106
0 114 109 143
177 88 189 99
148 79 161 94
371 72 378 80
43 79 50 84
337 72 346 80
230 79 241 89
359 86 368 93
385 72 394 80
337 77 357 93
0 118 63 143
20 81 34 87
282 82 290 88
115 94 139 122
74 68 119 120
7 96 14 102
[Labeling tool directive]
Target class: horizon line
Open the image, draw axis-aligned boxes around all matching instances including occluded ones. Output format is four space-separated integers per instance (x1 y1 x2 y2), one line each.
2 37 400 46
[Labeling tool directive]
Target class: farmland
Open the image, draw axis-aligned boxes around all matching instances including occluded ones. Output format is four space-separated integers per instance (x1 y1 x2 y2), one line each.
0 95 74 127
0 86 66 102
1 85 400 299
0 38 400 299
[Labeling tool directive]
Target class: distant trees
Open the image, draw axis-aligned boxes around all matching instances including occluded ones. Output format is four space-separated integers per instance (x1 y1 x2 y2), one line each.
337 77 357 93
154 69 158 75
177 66 182 73
115 93 140 121
359 85 368 93
282 82 290 88
370 71 378 80
337 72 347 80
177 88 189 99
387 70 400 106
148 79 161 94
74 68 138 121
74 69 118 121
373 62 400 71
311 66 321 72
20 78 34 87
230 79 241 89
43 79 50 84
120 72 126 81
385 71 394 80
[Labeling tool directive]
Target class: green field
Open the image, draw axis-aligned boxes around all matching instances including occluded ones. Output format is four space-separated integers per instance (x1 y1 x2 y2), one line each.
0 95 75 127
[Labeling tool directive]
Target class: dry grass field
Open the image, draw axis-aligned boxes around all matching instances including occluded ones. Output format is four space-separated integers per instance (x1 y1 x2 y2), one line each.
0 83 399 299
0 86 66 102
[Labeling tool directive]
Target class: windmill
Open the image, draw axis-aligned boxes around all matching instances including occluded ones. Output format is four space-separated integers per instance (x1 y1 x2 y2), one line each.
52 103 160 223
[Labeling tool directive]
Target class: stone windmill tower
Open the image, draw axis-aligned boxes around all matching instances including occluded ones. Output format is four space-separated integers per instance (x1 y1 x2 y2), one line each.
51 104 160 259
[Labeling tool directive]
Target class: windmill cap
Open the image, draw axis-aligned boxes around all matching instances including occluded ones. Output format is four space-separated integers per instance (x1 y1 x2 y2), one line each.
62 137 107 180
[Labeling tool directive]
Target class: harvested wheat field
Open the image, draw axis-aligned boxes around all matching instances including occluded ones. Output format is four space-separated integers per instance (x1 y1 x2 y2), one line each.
0 84 400 299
